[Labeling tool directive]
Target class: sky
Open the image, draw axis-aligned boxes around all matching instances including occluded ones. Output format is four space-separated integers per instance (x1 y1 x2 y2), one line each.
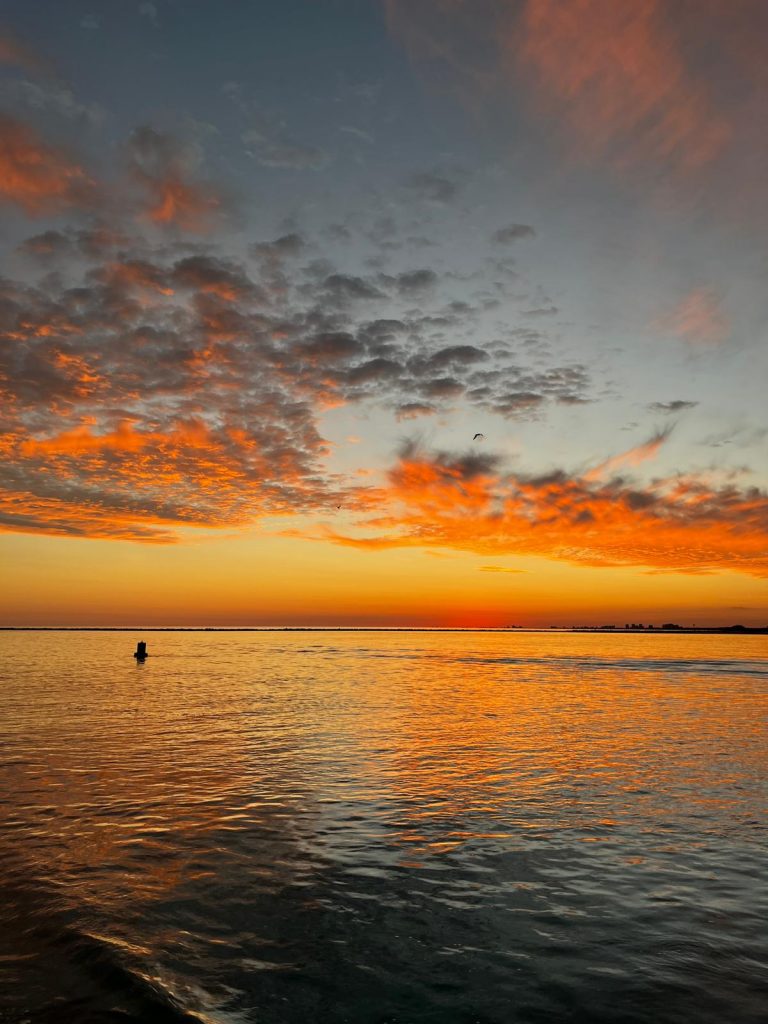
1 0 767 627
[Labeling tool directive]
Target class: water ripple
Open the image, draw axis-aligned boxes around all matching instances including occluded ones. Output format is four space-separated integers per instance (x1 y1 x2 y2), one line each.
1 630 766 1023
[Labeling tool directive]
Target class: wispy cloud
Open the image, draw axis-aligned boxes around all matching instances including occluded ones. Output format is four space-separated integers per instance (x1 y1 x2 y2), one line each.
222 81 330 170
0 26 53 75
584 427 672 481
0 78 104 126
138 2 159 28
656 287 729 346
385 0 768 198
517 0 728 175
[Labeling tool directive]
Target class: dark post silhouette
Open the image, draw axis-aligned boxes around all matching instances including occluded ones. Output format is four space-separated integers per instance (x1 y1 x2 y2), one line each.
133 641 148 661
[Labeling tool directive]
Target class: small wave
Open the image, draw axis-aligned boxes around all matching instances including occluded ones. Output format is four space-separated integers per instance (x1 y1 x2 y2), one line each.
0 873 217 1024
356 647 768 677
448 655 768 676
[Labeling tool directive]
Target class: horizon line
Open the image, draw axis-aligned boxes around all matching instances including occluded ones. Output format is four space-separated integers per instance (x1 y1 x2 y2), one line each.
1 625 766 634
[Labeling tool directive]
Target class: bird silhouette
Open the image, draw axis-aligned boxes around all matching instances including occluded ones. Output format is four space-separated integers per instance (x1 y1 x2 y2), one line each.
473 433 485 441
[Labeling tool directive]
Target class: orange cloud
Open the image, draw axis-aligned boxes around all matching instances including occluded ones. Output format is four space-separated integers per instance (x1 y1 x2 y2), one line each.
0 488 179 543
20 421 160 456
516 0 729 174
320 445 768 577
656 287 730 346
51 351 104 398
3 313 82 342
125 126 222 232
98 260 176 298
584 427 672 481
2 411 335 542
0 114 96 216
144 174 220 231
0 28 51 75
386 0 742 183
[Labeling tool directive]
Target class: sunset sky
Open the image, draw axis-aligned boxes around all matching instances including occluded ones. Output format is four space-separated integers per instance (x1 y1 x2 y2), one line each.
1 0 767 626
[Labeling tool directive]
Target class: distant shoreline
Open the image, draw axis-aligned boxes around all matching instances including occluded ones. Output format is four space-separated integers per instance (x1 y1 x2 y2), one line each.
1 626 766 635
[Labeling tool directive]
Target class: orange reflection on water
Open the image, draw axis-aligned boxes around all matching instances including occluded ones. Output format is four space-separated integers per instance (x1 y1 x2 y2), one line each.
345 631 768 864
1 629 765 886
0 633 321 909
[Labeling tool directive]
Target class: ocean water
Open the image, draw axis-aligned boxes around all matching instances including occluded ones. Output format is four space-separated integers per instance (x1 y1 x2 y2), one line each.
0 630 766 1024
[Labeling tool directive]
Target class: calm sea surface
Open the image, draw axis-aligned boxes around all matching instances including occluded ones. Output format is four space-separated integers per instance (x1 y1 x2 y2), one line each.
0 630 766 1023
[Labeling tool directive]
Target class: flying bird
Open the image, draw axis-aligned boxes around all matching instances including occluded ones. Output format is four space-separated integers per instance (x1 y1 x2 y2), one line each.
473 433 485 441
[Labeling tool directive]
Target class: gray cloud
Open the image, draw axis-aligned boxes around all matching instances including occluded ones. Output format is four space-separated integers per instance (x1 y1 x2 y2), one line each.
648 400 698 413
0 79 104 125
1 214 594 540
19 224 134 260
393 269 438 295
404 172 460 203
492 224 535 244
395 402 436 421
320 273 384 305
